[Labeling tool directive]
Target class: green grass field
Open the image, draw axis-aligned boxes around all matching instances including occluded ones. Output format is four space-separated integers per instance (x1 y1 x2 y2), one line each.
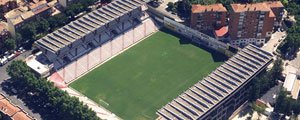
70 30 227 120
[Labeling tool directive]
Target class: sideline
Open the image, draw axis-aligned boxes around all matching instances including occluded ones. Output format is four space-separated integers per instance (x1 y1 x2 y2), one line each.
67 20 160 85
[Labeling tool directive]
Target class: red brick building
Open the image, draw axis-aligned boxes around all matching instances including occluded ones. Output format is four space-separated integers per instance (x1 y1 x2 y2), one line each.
265 1 284 28
190 1 284 47
190 4 227 33
228 3 276 46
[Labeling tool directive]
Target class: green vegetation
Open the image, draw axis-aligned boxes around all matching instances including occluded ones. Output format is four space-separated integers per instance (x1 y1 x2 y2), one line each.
6 61 99 120
278 0 300 59
274 87 300 117
251 102 266 114
4 38 16 51
71 30 227 119
15 0 98 48
249 59 283 101
168 0 271 19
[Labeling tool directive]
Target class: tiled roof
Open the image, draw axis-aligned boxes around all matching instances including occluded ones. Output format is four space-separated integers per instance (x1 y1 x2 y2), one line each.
12 112 32 120
231 3 271 12
0 0 9 5
192 4 227 13
0 94 33 120
215 26 228 37
265 1 284 8
0 99 20 116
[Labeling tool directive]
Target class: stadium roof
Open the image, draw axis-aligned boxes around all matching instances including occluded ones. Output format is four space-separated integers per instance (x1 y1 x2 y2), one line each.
35 0 148 53
157 44 273 120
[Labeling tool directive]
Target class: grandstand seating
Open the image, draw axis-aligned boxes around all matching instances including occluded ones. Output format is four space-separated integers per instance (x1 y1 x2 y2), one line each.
157 44 273 120
54 17 159 83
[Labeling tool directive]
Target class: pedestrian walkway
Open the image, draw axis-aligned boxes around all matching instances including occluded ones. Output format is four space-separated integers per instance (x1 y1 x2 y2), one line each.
62 87 121 120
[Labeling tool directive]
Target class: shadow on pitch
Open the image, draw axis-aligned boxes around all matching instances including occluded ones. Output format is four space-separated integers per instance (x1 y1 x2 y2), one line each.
160 28 228 62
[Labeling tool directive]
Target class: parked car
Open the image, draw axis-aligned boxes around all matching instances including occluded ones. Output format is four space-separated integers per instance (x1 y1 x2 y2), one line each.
4 51 9 56
14 51 21 57
17 47 26 53
7 53 16 61
0 57 8 66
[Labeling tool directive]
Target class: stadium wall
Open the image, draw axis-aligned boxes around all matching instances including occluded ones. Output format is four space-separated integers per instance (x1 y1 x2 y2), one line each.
56 17 159 84
163 17 237 57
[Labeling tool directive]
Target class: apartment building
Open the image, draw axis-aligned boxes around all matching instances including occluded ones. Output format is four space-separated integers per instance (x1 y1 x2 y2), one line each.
5 0 52 37
229 3 275 47
190 4 227 33
0 23 9 49
265 1 284 28
0 0 18 19
190 1 284 47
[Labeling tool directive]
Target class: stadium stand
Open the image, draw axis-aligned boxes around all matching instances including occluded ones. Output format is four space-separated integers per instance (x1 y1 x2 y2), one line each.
157 44 273 120
36 0 159 83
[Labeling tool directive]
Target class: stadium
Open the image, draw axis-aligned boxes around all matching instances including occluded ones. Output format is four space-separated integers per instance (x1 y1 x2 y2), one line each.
33 0 273 119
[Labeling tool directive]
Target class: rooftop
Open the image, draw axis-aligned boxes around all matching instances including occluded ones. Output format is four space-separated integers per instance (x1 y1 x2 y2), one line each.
264 1 284 8
0 94 33 120
231 2 276 17
35 0 147 53
215 26 228 37
283 73 297 92
29 0 50 15
25 51 52 77
5 0 50 25
192 4 227 13
0 0 9 5
231 2 271 12
0 22 7 32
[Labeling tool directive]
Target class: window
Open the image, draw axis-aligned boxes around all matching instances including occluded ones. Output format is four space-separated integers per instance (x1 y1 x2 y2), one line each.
237 31 242 38
257 33 261 37
197 16 202 20
240 12 245 16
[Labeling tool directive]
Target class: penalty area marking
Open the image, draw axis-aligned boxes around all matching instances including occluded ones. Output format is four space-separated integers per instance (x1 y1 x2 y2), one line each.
98 99 109 107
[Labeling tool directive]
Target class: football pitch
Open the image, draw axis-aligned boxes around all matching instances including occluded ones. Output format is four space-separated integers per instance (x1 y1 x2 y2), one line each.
70 30 227 119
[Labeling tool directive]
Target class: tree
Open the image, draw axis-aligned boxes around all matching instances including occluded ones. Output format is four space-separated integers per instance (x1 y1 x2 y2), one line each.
81 0 97 9
48 13 68 31
65 3 85 20
15 33 22 46
4 38 16 51
274 88 288 113
20 22 37 40
36 17 50 33
269 59 283 85
177 0 191 18
167 2 174 11
6 60 99 120
6 60 30 79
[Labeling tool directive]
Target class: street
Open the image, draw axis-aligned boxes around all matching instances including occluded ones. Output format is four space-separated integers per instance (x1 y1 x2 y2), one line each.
151 0 183 22
0 50 42 120
262 31 286 53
